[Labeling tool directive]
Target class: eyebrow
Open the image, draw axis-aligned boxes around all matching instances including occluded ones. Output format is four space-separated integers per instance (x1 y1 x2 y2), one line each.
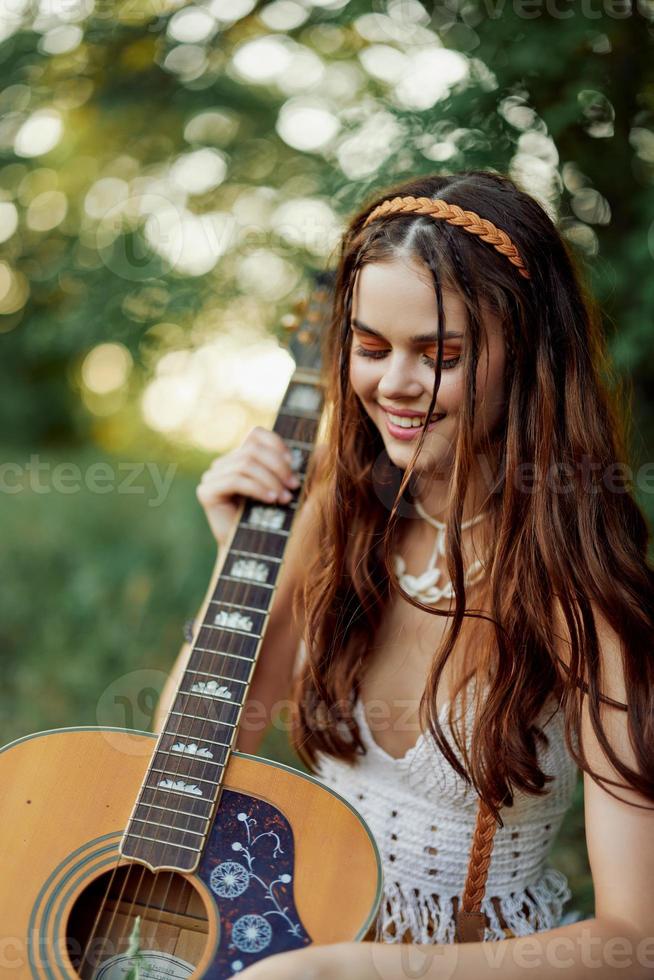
350 317 463 343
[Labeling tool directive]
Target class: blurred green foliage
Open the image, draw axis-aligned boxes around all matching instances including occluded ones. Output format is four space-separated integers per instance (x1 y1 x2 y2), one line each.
2 0 653 922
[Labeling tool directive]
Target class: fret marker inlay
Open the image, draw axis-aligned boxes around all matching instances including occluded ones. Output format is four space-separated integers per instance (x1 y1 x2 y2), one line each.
214 610 254 631
248 506 285 530
230 558 269 583
287 385 321 412
171 741 214 759
158 778 204 797
190 680 233 699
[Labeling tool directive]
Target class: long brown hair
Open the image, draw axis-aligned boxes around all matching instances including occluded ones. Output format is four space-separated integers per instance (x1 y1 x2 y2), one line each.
290 169 654 821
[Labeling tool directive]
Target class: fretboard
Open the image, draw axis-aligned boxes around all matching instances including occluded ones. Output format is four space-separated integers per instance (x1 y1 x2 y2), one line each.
120 374 324 871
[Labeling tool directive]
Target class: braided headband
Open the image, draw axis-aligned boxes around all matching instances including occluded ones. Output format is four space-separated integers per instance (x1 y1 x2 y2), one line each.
362 195 530 280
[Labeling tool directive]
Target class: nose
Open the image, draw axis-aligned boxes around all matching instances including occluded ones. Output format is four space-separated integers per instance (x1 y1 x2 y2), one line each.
376 353 424 400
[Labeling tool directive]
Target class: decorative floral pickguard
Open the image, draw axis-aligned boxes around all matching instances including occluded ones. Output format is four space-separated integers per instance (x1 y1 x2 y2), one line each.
197 790 311 977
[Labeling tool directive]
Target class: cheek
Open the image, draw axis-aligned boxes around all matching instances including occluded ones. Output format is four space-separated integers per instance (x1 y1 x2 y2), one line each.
348 353 379 398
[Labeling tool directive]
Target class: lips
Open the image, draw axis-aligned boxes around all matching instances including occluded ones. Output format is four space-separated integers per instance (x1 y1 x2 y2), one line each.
379 404 439 418
379 406 446 441
380 405 445 423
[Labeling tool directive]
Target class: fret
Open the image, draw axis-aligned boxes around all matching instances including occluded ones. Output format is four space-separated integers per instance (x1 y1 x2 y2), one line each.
170 709 237 727
283 383 323 414
180 678 248 705
164 714 238 746
158 736 231 765
274 413 318 443
157 745 227 767
123 832 201 854
130 816 205 838
133 802 210 834
219 574 275 591
144 770 219 803
177 686 237 708
241 521 289 538
231 526 287 560
169 695 240 727
192 645 255 664
212 579 272 609
230 547 283 565
151 751 226 784
277 406 321 422
209 598 270 618
224 554 284 584
135 785 213 819
150 767 222 788
290 367 322 385
187 650 252 684
241 501 295 534
204 600 267 636
181 667 248 692
201 620 262 639
193 626 259 658
285 437 314 451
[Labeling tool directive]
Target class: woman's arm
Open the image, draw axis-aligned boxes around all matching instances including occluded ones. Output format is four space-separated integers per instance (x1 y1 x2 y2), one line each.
234 913 652 980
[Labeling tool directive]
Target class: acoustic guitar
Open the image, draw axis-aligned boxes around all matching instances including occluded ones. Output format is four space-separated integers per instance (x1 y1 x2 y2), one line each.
0 271 382 978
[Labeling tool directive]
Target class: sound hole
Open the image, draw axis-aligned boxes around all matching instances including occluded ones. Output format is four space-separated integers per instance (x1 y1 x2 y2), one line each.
66 864 210 978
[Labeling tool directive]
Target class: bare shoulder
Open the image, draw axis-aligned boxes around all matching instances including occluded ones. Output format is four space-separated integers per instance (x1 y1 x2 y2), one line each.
550 593 627 706
550 593 638 783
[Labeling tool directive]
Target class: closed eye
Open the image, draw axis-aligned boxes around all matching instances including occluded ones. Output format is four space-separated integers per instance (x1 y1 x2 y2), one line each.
353 344 461 370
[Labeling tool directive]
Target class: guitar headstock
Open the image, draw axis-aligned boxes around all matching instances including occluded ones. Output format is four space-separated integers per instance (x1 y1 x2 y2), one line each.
278 270 335 377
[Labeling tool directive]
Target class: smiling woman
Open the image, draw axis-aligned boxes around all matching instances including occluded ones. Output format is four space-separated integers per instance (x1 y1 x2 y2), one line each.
191 170 654 980
281 171 654 970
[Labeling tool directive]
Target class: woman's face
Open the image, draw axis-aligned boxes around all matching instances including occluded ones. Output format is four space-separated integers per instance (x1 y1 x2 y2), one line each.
348 255 507 477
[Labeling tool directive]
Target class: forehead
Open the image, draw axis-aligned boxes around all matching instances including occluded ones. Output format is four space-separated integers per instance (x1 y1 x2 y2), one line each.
352 257 466 328
351 257 504 343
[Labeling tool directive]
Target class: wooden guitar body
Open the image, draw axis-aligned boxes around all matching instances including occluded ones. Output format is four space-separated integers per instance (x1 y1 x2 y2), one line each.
0 727 382 979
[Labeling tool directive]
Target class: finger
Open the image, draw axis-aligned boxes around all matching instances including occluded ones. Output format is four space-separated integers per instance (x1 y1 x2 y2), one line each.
233 460 297 501
246 427 295 469
241 444 300 489
198 470 292 506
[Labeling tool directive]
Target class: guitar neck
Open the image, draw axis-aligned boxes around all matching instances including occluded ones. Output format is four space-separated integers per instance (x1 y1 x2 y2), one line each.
120 371 324 872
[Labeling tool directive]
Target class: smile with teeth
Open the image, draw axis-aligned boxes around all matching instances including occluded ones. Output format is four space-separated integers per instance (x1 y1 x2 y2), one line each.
386 412 437 428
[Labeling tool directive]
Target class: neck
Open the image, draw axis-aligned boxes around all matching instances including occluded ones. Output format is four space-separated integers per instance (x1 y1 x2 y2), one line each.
413 457 494 525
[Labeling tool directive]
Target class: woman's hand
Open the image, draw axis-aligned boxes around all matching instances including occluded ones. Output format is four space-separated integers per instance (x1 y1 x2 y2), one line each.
236 943 375 980
196 426 301 548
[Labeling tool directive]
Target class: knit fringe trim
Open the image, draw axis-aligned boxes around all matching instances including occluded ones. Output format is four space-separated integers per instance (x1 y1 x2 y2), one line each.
374 868 573 944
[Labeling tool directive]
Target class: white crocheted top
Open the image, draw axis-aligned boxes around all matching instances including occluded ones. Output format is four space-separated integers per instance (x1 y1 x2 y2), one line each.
298 645 579 944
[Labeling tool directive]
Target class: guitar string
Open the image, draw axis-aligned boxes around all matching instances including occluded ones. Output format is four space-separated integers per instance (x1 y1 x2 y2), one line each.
107 409 315 962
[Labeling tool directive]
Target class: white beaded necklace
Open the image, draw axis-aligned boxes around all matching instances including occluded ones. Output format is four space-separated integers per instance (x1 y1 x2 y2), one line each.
393 501 489 605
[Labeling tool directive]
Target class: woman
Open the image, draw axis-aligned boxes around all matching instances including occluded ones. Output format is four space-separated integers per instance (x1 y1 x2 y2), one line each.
160 171 654 979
